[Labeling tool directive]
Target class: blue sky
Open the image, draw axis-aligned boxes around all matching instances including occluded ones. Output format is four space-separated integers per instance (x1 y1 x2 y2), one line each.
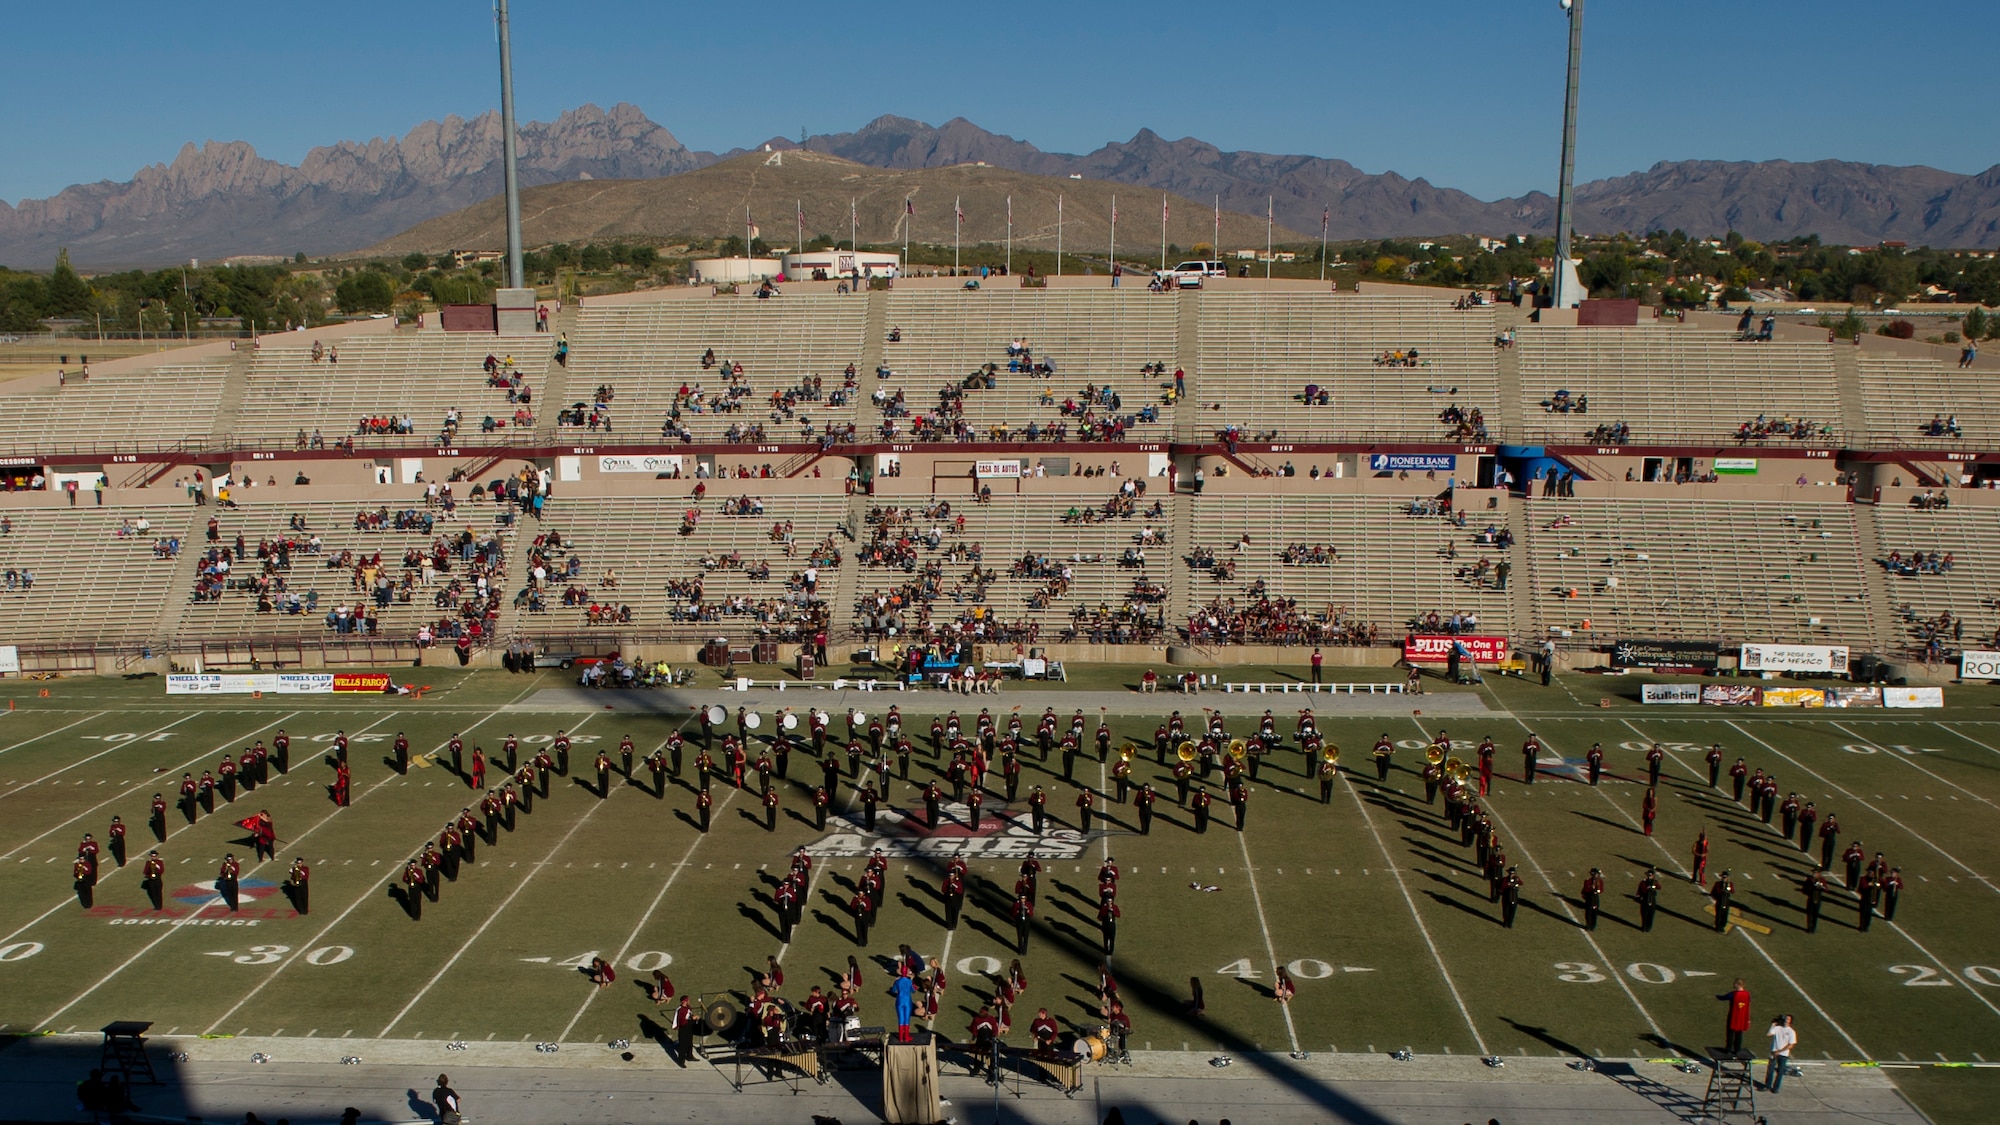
3 0 1992 205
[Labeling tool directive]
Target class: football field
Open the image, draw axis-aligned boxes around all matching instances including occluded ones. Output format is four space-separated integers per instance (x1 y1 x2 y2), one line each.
1 667 1998 1122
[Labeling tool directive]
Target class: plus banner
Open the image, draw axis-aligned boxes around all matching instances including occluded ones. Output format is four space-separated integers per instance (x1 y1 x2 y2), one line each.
1403 635 1509 664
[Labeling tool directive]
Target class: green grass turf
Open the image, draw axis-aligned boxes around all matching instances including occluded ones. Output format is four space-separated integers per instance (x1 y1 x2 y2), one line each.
0 667 1997 1122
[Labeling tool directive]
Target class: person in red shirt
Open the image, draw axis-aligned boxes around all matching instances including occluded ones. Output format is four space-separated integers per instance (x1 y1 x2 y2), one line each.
141 850 166 910
1719 979 1753 1053
217 854 242 912
287 857 310 914
1029 1007 1059 1051
150 793 169 842
248 810 276 861
1641 787 1658 836
1691 830 1711 885
332 761 351 808
469 746 485 790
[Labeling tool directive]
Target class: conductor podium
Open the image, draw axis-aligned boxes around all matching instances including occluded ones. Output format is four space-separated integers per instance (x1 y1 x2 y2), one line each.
1701 1047 1757 1122
882 1031 941 1125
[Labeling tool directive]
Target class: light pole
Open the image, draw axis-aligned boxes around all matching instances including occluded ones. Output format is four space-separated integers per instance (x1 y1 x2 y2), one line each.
496 0 525 290
1550 0 1585 309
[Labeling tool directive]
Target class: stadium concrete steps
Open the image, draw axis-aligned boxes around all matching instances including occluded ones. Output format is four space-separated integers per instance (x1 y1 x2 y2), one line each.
206 347 255 444
860 290 889 380
1174 287 1200 426
1491 335 1525 440
538 306 581 420
149 506 215 648
1849 500 1904 654
1830 345 1869 446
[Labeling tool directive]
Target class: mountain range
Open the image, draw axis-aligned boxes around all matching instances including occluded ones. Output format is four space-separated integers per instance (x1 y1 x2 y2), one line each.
6 103 2000 269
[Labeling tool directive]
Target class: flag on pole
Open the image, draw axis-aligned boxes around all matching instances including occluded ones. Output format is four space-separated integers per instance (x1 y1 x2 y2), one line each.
955 199 965 225
905 197 915 216
799 203 807 228
1162 196 1170 223
1006 196 1012 225
1112 199 1119 224
1322 207 1329 236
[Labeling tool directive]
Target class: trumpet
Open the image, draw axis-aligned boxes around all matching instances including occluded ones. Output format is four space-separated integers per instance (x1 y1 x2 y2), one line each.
1177 741 1197 763
1426 744 1446 765
1227 738 1249 762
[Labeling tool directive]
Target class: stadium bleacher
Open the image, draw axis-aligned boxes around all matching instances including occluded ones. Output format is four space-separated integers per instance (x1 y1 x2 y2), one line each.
1192 294 1501 442
2 287 1996 668
1516 326 1837 446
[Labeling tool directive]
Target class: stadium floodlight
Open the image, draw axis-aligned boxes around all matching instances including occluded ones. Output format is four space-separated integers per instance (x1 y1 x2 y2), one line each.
496 0 525 290
1550 0 1585 309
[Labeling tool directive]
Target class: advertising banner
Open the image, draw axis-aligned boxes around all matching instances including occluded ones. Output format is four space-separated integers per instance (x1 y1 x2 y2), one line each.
1740 644 1849 674
1714 457 1759 475
0 645 17 675
1960 650 2000 680
276 673 335 694
1826 686 1883 707
1369 453 1456 472
597 455 682 474
332 672 394 694
166 674 280 695
1641 683 1701 704
1884 686 1945 709
1701 684 1762 706
1612 639 1722 672
974 460 1023 479
1403 635 1509 664
1761 686 1828 708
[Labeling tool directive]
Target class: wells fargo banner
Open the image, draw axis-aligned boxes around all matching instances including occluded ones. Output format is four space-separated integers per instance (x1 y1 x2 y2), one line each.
332 672 394 694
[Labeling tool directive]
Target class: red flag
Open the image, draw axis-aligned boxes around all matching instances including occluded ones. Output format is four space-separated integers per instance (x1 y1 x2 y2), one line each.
905 197 915 216
798 204 807 227
955 201 965 224
235 815 263 833
1162 197 1170 223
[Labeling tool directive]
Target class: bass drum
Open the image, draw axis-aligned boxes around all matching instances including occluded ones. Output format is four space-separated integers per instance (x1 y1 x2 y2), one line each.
1068 1033 1107 1062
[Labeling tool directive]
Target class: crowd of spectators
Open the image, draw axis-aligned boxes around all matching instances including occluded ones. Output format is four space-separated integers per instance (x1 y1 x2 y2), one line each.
1734 415 1832 443
1584 421 1632 444
1909 489 1952 510
1882 549 1954 576
1540 389 1587 414
1921 414 1963 439
1373 348 1426 368
1440 404 1489 440
1184 595 1378 647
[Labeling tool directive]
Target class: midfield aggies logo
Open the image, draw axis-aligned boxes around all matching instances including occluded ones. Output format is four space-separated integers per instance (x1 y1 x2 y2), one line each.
805 804 1090 860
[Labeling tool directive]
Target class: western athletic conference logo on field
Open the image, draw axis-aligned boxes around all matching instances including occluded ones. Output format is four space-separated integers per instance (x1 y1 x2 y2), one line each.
805 804 1090 860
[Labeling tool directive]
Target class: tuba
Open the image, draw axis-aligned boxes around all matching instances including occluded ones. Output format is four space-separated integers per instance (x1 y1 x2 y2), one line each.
1176 741 1197 763
1322 744 1341 765
1227 739 1249 762
1426 744 1446 765
1119 744 1136 763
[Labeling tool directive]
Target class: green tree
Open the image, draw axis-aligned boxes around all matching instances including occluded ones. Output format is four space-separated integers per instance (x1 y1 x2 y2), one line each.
402 252 431 272
45 249 90 317
333 271 395 314
1962 306 1988 342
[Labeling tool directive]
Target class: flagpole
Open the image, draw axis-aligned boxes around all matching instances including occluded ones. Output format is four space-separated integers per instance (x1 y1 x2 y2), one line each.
746 205 753 261
954 196 961 275
1213 195 1220 269
1320 206 1329 282
1006 195 1012 277
1160 195 1168 271
902 197 911 275
1265 195 1273 281
796 198 803 262
1057 194 1064 277
1110 194 1117 279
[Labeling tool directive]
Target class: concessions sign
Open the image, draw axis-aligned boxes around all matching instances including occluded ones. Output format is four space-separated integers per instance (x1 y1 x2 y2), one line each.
1612 639 1721 672
1403 635 1508 664
1740 644 1849 674
1961 650 2000 680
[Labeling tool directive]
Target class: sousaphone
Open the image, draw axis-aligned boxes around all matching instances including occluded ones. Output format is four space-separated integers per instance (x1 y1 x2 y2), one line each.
1425 744 1447 765
1321 744 1341 765
1227 739 1249 762
1177 741 1198 762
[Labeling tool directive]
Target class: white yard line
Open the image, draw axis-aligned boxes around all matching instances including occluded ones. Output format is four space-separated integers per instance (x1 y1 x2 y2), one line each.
1408 717 1666 1043
199 706 527 1035
39 711 404 1030
553 782 737 1043
0 710 113 761
0 713 199 803
1334 750 1489 1055
1232 830 1300 1054
1932 722 2000 766
376 717 609 1038
0 710 293 867
1596 718 1869 1056
1822 719 1998 809
1723 719 1998 895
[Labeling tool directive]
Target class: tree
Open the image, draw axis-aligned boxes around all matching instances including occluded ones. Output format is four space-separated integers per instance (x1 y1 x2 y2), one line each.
333 271 395 314
1962 306 1988 342
44 249 90 317
402 252 431 272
